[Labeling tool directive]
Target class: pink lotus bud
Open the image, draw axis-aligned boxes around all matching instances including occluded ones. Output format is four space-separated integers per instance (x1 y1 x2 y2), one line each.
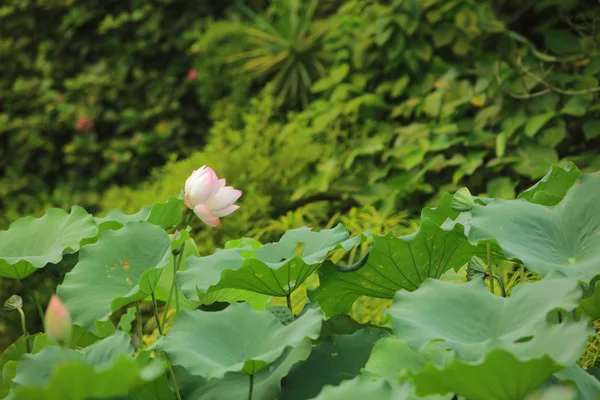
187 68 197 80
184 166 242 227
44 295 72 345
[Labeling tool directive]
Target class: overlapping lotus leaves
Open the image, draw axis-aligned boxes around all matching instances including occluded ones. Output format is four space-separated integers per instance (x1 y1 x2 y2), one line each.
411 350 570 400
363 338 452 382
309 194 485 316
456 172 600 285
281 328 389 400
57 221 171 331
158 302 323 380
9 355 164 400
154 237 200 313
95 196 183 231
11 332 135 394
517 161 581 206
175 342 312 400
386 278 589 361
554 365 600 400
309 375 451 400
0 206 98 279
178 224 359 300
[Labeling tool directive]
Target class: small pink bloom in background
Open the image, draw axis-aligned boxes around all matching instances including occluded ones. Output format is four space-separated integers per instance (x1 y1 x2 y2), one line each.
44 295 72 345
187 68 197 80
184 166 242 227
75 115 94 132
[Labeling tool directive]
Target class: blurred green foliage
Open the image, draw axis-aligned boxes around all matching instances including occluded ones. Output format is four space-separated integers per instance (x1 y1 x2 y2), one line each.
0 0 235 227
103 0 600 253
2 0 600 349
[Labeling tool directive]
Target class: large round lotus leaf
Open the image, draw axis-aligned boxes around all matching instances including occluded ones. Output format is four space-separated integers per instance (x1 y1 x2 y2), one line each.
0 206 98 279
10 355 163 400
12 331 133 388
178 224 358 300
57 221 171 331
386 277 588 362
310 194 488 316
280 328 389 400
460 172 600 285
158 302 323 380
411 350 570 400
176 341 312 400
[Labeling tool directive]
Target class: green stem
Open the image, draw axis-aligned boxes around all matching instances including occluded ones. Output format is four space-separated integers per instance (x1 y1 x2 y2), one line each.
17 307 30 352
520 264 526 283
136 301 143 348
573 309 578 321
248 374 254 400
22 280 44 322
557 311 563 323
286 293 293 315
486 244 495 295
151 293 164 336
164 353 183 400
491 275 506 298
161 212 194 328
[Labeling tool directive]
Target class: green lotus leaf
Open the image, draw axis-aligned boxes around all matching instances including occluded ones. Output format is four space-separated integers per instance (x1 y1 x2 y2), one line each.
555 364 600 400
281 328 390 400
309 194 485 316
411 350 572 400
0 334 45 397
386 277 588 361
158 302 323 380
10 354 164 400
0 206 98 279
457 172 600 285
0 361 17 399
175 341 312 400
517 161 581 206
363 338 452 382
309 375 450 400
95 196 183 231
154 237 200 313
57 221 171 331
178 224 358 300
130 373 176 400
525 386 577 400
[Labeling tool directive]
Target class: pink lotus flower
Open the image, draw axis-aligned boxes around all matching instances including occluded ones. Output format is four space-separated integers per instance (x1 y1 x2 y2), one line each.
187 68 197 80
44 295 72 345
184 166 242 227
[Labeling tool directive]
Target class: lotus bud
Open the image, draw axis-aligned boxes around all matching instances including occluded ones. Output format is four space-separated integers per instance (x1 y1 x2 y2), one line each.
452 187 475 212
44 295 72 345
184 166 242 227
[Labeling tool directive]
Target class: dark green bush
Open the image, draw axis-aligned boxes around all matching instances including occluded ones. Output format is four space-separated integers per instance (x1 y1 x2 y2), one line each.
0 0 237 227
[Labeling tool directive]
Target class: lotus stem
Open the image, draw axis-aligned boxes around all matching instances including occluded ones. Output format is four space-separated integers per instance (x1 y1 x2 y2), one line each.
248 374 254 400
136 301 143 349
286 293 293 315
487 244 495 295
152 293 164 336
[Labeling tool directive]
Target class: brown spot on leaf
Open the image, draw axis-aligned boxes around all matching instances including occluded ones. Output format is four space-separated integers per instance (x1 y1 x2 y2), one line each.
126 277 133 285
122 260 130 271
